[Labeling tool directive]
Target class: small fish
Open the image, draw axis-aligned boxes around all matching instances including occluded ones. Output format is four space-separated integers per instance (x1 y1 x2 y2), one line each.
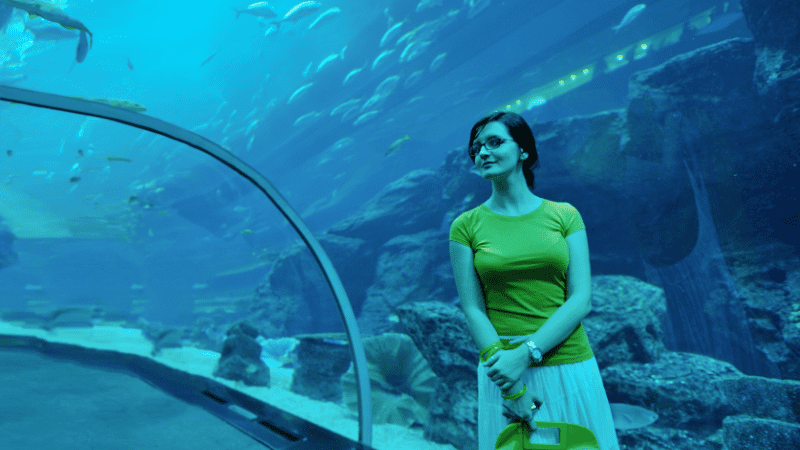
232 2 278 20
307 7 340 30
343 67 363 85
372 49 395 71
192 283 208 290
612 4 646 33
386 134 410 157
199 49 221 68
608 403 658 430
288 83 313 104
130 284 144 290
294 111 322 127
316 53 340 73
353 110 379 126
429 52 446 72
69 176 81 183
322 338 347 346
270 1 323 30
5 149 11 156
240 229 254 235
103 156 132 163
331 99 361 116
126 57 134 71
404 70 424 89
416 0 443 13
380 21 405 48
77 148 85 157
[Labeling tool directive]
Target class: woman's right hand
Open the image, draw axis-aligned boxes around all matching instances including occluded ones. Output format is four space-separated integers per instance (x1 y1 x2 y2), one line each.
502 383 543 432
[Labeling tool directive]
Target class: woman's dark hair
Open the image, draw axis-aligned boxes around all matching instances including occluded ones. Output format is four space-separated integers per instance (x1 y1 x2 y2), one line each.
468 111 540 189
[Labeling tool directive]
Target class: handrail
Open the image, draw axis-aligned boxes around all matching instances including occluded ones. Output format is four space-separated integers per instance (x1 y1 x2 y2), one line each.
0 85 373 446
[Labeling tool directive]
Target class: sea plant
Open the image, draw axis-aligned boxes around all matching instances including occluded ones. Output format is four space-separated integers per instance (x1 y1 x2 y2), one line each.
341 332 438 427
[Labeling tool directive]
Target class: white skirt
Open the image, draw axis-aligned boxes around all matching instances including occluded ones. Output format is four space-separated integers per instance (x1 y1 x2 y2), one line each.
477 336 620 450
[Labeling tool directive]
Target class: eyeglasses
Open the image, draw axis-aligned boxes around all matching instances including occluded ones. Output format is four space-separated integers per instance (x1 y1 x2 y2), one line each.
469 136 512 158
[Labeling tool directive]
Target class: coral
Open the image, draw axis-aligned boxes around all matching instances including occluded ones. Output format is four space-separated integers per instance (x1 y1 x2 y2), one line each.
341 332 438 427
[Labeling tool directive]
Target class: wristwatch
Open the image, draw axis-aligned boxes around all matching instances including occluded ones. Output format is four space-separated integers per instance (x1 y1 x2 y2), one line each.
526 341 543 364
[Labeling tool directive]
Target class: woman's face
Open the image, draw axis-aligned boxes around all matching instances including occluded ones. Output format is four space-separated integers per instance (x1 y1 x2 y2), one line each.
472 121 521 179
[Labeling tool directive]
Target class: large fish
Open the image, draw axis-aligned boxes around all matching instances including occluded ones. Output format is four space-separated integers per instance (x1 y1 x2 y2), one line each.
609 403 658 430
25 24 79 41
75 30 88 63
232 2 277 20
612 4 646 33
0 0 93 61
270 1 322 30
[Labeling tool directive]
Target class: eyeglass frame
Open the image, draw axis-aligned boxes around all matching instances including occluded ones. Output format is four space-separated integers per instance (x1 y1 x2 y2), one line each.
468 136 514 159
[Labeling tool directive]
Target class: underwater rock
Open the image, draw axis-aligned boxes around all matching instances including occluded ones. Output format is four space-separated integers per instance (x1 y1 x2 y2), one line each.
213 321 270 387
582 275 668 368
290 332 352 402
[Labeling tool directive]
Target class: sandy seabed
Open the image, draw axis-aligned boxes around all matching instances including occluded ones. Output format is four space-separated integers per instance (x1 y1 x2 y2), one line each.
0 321 458 450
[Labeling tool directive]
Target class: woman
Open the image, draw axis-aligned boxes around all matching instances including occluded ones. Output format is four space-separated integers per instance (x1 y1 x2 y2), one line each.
448 112 619 449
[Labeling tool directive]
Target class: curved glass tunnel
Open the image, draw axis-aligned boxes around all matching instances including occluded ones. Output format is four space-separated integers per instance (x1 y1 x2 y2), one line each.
1 0 798 449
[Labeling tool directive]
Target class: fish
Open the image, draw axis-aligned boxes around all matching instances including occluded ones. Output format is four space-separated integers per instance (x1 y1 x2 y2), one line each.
199 49 221 68
361 94 386 112
371 49 395 71
404 70 424 89
42 307 98 330
126 57 134 70
76 31 88 63
240 229 254 235
307 7 340 30
102 156 132 163
374 75 400 97
5 149 11 156
466 0 492 19
302 60 312 77
343 67 363 85
608 403 658 430
68 176 81 183
288 82 313 104
270 1 322 30
316 46 346 73
386 134 410 157
294 111 322 126
353 110 379 126
416 0 443 13
0 0 93 49
429 52 446 72
380 21 405 48
150 328 185 356
192 283 208 290
612 4 646 33
328 137 354 152
330 99 361 116
24 24 78 41
232 2 277 20
400 40 431 63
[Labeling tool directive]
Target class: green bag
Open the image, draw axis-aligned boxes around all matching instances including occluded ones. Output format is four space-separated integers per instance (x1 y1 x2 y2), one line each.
495 421 599 450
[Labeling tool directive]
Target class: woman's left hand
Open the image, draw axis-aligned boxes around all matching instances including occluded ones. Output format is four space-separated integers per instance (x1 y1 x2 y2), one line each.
482 346 529 391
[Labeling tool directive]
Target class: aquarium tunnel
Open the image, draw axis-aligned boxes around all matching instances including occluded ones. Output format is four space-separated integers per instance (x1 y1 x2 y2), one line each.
1 1 799 450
